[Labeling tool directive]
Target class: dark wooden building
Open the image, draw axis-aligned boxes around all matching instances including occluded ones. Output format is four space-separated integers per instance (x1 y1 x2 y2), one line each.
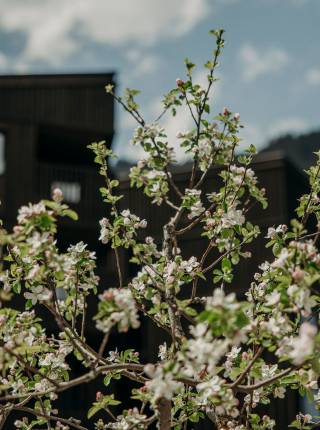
0 73 114 229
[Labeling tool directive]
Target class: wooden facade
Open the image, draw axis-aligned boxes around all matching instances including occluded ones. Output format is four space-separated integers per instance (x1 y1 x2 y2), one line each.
0 73 114 230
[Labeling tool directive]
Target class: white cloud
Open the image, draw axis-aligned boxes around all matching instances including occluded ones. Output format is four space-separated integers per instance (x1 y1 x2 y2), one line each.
193 69 210 89
0 50 28 73
0 51 8 70
0 0 210 65
125 49 162 76
239 43 289 81
116 94 195 162
239 123 264 150
267 117 309 138
305 67 320 85
146 97 193 162
162 109 193 163
239 116 310 153
117 70 224 163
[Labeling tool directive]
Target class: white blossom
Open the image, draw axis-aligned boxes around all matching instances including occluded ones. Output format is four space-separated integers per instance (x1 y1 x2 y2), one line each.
289 322 317 365
145 366 183 401
24 286 52 305
17 202 47 224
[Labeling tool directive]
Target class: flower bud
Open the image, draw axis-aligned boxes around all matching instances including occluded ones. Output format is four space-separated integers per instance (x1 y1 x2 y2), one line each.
292 268 304 282
52 188 63 203
223 107 230 116
96 391 103 401
242 351 249 360
102 290 114 301
144 364 155 377
140 385 148 392
13 225 23 234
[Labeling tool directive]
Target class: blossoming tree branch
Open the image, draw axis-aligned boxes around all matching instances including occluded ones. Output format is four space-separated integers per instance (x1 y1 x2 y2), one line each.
0 29 320 430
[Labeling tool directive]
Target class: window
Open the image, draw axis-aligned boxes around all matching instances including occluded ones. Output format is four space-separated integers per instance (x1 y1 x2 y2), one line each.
51 181 81 204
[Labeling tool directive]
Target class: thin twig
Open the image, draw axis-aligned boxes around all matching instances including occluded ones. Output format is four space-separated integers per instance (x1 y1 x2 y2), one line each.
230 346 263 388
203 232 256 274
191 240 213 299
11 406 88 430
1 345 59 389
175 202 215 236
98 333 110 359
81 299 87 340
0 363 146 403
235 367 294 393
114 248 123 287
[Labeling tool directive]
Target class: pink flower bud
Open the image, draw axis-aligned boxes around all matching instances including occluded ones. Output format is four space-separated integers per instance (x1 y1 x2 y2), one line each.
242 352 249 360
223 107 230 116
96 391 103 401
102 291 114 301
176 78 184 87
292 269 304 282
13 225 23 234
52 188 63 203
140 385 148 392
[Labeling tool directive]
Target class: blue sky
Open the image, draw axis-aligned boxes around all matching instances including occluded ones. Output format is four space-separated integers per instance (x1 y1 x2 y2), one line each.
0 0 319 161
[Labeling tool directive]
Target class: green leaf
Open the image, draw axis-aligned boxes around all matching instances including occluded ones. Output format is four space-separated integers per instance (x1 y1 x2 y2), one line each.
87 404 101 419
12 281 21 294
189 412 201 423
103 374 112 387
213 275 222 284
204 104 210 114
184 307 197 317
25 299 33 310
272 242 282 256
222 258 231 272
63 209 79 221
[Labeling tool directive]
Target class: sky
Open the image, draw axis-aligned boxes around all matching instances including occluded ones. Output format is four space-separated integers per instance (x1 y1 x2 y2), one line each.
0 0 319 162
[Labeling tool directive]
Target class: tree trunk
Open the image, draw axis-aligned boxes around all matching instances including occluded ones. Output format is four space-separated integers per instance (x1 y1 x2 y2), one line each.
157 397 171 430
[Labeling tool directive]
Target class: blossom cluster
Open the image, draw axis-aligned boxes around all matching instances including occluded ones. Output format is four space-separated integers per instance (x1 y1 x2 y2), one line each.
95 288 140 333
99 209 147 248
129 123 175 205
